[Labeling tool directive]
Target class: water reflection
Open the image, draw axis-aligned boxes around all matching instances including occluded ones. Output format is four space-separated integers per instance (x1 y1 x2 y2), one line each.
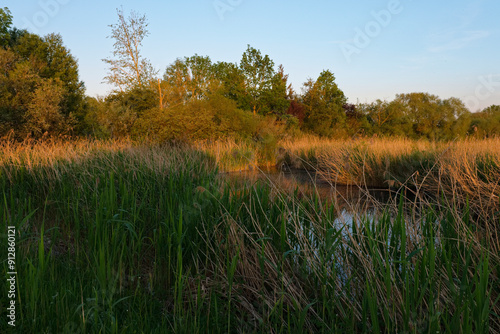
221 167 398 226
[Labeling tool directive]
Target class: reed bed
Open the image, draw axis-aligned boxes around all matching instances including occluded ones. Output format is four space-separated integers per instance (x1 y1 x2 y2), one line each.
196 136 500 220
0 138 498 333
194 138 278 172
0 136 135 167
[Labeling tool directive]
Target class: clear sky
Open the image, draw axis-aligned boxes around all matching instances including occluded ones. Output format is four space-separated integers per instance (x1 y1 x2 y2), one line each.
4 0 500 111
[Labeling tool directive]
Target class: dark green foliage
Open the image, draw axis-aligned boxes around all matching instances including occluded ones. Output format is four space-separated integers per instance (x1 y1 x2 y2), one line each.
360 99 412 137
302 70 347 137
13 32 85 117
239 45 276 114
360 93 474 140
469 105 500 138
259 65 291 118
212 60 250 110
0 11 86 138
106 87 158 116
0 7 12 48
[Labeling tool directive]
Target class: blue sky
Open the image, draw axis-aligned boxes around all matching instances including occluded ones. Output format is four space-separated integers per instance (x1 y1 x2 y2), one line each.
4 0 500 111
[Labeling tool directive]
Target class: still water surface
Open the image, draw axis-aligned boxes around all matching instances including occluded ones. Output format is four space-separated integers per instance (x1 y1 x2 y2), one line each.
222 167 400 226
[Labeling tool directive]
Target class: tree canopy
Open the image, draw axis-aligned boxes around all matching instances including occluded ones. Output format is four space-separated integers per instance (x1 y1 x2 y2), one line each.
0 10 86 138
302 70 347 137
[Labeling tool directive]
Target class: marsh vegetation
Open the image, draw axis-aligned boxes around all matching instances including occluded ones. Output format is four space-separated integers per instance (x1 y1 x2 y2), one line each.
0 138 498 333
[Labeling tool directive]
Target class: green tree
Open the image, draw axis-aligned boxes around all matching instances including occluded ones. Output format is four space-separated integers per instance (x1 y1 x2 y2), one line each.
106 87 157 115
301 70 347 137
239 45 275 114
0 48 74 137
342 103 370 137
103 8 157 92
440 97 470 139
393 93 467 140
453 110 471 138
0 7 12 47
162 58 191 106
361 100 407 136
212 61 249 110
134 94 259 142
394 93 439 139
162 55 219 106
0 49 32 135
0 16 85 138
12 32 86 115
470 105 500 137
482 104 500 117
184 55 218 100
76 96 108 137
25 79 71 136
260 65 291 118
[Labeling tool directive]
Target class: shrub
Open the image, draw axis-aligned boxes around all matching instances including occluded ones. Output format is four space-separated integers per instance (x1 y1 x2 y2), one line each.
133 94 286 143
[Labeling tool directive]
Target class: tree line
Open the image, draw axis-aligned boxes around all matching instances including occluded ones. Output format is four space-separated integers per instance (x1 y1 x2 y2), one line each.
1 7 499 141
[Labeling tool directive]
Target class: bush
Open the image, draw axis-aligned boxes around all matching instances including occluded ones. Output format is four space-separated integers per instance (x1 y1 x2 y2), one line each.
133 94 285 143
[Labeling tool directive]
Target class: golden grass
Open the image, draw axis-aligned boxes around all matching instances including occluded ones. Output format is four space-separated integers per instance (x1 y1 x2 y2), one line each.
2 136 498 215
194 138 259 172
0 137 220 187
5 136 497 207
0 137 135 168
287 137 500 257
199 136 499 222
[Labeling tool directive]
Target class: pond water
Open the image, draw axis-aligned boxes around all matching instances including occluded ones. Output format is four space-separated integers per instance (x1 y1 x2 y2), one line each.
221 167 401 226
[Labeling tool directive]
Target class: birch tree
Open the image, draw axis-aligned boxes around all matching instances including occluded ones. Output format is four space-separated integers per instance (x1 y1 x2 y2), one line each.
103 8 157 92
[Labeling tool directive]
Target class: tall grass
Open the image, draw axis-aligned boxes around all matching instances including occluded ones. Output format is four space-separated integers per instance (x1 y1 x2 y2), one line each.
195 138 278 172
303 137 500 256
197 136 499 220
0 138 498 333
